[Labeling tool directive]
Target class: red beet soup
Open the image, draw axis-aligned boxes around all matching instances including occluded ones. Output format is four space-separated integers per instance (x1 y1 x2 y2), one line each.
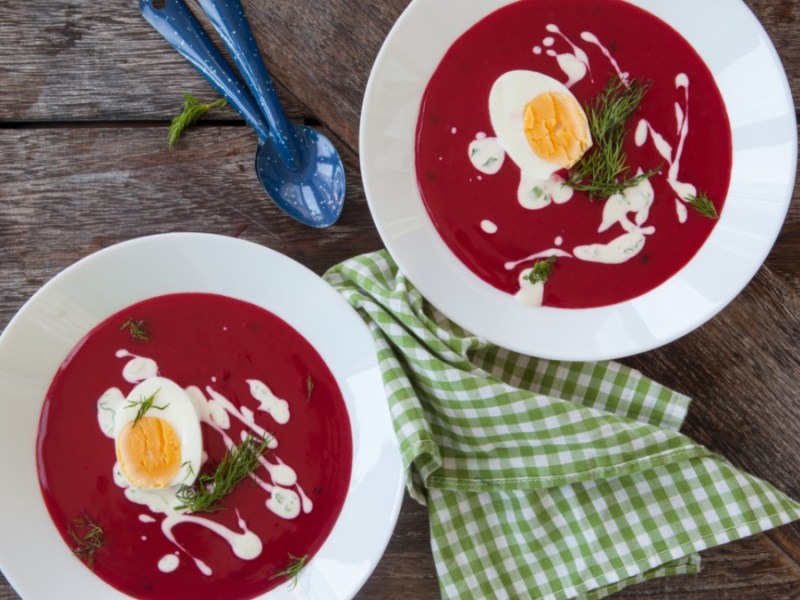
415 0 732 308
37 293 352 600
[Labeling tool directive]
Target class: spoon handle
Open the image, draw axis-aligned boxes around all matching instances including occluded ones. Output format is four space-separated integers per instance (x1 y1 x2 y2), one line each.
196 0 302 171
140 0 270 144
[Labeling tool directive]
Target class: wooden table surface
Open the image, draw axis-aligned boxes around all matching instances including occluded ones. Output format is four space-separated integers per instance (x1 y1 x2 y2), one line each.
1 0 798 598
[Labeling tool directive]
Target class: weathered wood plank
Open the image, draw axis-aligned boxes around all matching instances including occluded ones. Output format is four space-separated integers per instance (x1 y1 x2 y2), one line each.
0 125 379 288
1 0 796 152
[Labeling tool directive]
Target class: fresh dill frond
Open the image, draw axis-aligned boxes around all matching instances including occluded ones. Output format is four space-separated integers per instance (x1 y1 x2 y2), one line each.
168 94 228 148
181 460 196 482
306 376 315 402
566 77 660 198
120 318 151 341
524 256 557 285
270 553 308 589
125 389 166 426
685 192 719 220
68 512 105 569
176 433 272 513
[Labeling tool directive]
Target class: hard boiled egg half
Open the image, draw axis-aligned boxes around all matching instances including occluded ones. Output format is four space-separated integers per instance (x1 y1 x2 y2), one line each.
489 70 592 181
114 377 202 489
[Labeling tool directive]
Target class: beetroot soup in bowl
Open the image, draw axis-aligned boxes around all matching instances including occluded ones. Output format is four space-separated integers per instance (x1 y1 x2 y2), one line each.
361 0 795 360
0 233 404 600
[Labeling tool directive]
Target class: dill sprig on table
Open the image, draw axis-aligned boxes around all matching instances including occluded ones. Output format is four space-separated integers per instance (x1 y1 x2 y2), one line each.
68 512 105 569
566 76 660 199
524 256 557 285
685 192 719 220
168 94 228 148
270 554 308 590
120 317 151 341
176 433 272 513
125 388 166 427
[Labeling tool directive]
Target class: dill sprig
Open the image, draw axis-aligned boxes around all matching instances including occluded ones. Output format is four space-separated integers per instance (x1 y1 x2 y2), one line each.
120 317 151 341
68 512 105 569
125 388 166 427
566 77 660 198
685 192 719 220
271 553 308 590
524 256 557 285
306 376 315 402
168 94 228 148
176 433 272 513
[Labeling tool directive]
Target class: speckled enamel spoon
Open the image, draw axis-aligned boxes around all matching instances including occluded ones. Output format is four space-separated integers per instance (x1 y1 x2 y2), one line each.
140 0 345 228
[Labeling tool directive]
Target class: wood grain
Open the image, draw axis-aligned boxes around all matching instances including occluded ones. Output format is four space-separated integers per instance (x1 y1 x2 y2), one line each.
1 0 800 598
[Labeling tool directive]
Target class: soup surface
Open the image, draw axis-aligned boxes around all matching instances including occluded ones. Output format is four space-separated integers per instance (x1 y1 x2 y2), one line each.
37 293 352 600
415 0 732 308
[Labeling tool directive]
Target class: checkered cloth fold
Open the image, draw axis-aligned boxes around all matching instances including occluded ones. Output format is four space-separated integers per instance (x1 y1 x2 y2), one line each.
324 251 800 600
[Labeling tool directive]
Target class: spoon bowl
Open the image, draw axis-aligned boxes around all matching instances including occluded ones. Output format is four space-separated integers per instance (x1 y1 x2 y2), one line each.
255 125 345 227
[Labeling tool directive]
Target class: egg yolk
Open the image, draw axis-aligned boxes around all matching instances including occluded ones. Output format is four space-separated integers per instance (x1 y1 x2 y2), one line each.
523 92 591 168
116 416 181 489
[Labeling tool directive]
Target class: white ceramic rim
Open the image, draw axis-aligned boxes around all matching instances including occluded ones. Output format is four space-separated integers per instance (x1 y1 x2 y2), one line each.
0 232 405 600
360 0 797 361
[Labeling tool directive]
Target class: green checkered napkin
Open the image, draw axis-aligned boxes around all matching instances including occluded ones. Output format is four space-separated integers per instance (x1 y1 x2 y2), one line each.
324 251 800 600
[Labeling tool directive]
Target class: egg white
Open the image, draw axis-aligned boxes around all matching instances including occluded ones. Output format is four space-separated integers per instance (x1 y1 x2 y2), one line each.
489 70 586 182
114 376 203 489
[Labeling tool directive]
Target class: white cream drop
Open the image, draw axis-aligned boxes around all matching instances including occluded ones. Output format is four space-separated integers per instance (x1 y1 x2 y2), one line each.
481 220 498 234
247 379 290 425
514 270 545 308
158 553 180 573
573 227 654 264
468 136 505 175
97 388 125 438
598 176 655 234
117 350 158 383
518 172 573 210
543 24 591 87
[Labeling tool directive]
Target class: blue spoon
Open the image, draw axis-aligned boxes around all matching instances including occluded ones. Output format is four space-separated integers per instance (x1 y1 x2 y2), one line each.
140 0 345 228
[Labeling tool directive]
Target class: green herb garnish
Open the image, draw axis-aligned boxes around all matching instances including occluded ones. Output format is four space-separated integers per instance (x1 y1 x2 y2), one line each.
176 433 272 513
306 376 315 402
181 460 196 482
532 186 544 198
271 554 308 590
524 256 557 285
685 192 719 220
120 318 151 341
481 156 498 167
68 512 104 569
168 94 228 148
125 389 166 427
566 77 660 198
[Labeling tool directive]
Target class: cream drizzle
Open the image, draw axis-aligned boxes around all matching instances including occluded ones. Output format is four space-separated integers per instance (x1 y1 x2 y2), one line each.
468 136 505 175
579 32 629 85
634 74 696 223
116 350 158 383
505 249 572 271
96 353 314 576
543 24 591 87
518 172 573 210
246 379 290 425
